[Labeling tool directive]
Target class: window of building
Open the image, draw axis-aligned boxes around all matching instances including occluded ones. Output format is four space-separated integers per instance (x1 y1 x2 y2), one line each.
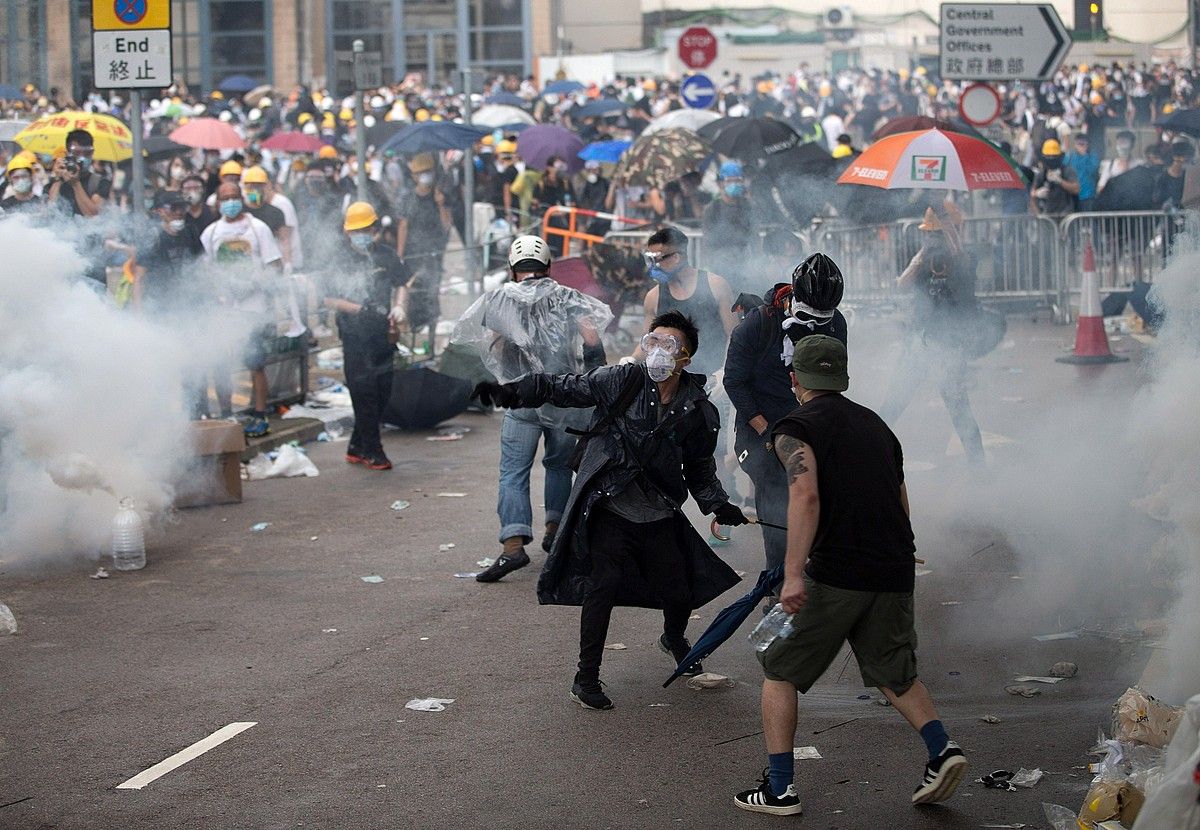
328 0 398 96
209 0 272 84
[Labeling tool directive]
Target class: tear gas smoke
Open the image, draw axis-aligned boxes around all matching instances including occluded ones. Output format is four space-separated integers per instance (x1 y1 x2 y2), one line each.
0 213 256 567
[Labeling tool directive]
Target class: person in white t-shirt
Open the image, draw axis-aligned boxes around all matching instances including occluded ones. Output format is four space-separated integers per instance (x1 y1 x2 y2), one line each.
200 180 283 438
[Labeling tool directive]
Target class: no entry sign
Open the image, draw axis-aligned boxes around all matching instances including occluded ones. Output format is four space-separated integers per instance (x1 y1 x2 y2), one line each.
678 27 717 70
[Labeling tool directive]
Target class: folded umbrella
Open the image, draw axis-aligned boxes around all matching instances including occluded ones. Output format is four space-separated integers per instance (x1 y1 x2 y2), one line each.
383 366 473 430
517 124 585 173
170 117 245 150
663 566 783 687
578 140 631 163
381 122 489 154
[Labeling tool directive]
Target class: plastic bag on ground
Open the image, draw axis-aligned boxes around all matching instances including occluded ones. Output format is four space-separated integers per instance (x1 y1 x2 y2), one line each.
1114 687 1183 749
1042 803 1079 830
0 602 15 634
246 444 319 480
405 698 455 712
1133 692 1200 830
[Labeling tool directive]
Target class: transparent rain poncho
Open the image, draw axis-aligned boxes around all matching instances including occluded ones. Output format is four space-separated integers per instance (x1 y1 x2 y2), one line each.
451 278 613 429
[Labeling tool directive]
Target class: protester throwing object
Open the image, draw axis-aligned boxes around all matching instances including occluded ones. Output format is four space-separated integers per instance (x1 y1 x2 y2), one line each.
734 335 966 815
472 310 747 710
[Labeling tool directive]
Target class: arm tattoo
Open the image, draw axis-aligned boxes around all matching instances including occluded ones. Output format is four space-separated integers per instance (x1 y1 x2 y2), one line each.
774 434 810 484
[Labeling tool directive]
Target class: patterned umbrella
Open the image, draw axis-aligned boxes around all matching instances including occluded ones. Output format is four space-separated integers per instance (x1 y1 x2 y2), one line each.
836 128 1024 191
615 128 710 190
516 124 585 173
169 117 245 150
14 111 133 161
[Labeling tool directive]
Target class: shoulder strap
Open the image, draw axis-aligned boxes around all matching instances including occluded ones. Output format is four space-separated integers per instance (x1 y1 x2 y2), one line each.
565 367 643 437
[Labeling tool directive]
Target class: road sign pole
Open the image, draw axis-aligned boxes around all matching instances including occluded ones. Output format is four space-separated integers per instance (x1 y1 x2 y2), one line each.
352 40 368 202
457 0 478 291
130 90 144 211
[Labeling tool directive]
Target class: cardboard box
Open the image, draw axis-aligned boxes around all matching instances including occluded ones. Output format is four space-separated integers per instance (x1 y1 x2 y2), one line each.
175 421 244 508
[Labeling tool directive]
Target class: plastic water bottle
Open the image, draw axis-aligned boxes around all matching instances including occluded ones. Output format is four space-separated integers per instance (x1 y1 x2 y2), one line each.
111 498 146 571
748 603 795 652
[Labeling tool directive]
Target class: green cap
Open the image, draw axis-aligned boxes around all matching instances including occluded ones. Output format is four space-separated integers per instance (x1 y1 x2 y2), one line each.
791 334 848 392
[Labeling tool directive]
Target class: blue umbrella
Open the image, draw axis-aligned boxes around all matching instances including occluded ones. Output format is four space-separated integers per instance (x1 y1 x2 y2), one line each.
485 92 526 107
499 121 534 134
544 80 585 96
381 122 490 154
0 84 22 100
578 139 631 163
662 565 783 687
217 74 259 94
573 99 628 119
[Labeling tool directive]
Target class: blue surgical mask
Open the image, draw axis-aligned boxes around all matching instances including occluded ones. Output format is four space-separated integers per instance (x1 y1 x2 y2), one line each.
724 182 746 197
349 231 374 252
74 155 93 172
219 198 243 219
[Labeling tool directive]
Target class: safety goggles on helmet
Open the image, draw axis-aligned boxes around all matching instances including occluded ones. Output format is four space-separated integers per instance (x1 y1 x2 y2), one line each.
640 332 688 357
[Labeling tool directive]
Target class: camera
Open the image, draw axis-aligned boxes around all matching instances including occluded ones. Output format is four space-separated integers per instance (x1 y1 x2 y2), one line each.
61 158 80 177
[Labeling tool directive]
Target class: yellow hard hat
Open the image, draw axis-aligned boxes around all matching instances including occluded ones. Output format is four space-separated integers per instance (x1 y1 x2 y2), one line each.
1090 91 1104 105
831 144 852 159
219 160 243 178
298 112 313 125
1041 139 1063 157
343 201 378 231
408 153 435 173
915 66 927 76
1091 77 1104 90
481 134 495 146
415 108 430 122
242 165 269 184
497 139 518 155
318 144 339 159
322 112 336 127
818 81 832 96
211 90 224 100
6 154 33 174
1078 63 1089 73
339 108 354 121
431 113 443 121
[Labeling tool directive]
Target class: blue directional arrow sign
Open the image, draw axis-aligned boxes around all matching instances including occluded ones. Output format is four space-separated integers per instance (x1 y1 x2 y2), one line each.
681 74 717 110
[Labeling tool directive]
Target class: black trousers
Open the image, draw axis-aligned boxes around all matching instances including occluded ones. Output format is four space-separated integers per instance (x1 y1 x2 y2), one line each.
735 427 788 571
338 312 394 456
578 512 691 677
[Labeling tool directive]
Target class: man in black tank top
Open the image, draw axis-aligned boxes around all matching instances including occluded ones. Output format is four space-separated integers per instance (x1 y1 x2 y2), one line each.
636 227 741 519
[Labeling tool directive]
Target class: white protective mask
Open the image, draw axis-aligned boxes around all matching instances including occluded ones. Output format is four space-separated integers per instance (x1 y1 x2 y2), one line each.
586 173 598 183
12 178 32 195
417 172 435 186
167 218 186 232
645 348 675 382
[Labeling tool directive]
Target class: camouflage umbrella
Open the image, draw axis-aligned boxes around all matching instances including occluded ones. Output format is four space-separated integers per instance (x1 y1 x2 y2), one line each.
615 128 711 190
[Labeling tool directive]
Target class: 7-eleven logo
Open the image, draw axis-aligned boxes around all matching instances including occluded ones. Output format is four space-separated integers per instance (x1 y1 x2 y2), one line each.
911 155 946 182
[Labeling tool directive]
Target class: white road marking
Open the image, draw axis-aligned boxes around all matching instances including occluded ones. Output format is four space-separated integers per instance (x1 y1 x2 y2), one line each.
116 722 256 790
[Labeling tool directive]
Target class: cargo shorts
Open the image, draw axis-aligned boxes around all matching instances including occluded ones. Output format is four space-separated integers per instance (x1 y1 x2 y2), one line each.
758 575 918 696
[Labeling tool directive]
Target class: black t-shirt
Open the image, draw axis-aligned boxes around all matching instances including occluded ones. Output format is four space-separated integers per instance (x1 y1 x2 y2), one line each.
248 203 286 233
184 205 217 237
54 172 112 216
0 194 43 213
397 190 449 257
488 165 519 209
325 240 413 310
772 394 916 592
139 225 204 312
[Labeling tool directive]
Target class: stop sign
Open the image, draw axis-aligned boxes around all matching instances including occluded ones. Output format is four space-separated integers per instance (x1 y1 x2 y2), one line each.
678 26 717 69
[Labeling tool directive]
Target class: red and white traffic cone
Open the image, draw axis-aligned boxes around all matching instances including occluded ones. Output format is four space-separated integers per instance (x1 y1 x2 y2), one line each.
1057 237 1129 365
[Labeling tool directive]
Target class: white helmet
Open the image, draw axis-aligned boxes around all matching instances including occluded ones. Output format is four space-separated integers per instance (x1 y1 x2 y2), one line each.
507 235 552 269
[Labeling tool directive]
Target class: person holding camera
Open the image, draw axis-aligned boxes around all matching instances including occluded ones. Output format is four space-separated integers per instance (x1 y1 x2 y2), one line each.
1029 139 1080 216
48 129 109 218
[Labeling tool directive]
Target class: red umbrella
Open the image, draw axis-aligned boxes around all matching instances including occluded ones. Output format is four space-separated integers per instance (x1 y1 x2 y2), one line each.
872 115 986 143
259 132 325 153
169 117 245 150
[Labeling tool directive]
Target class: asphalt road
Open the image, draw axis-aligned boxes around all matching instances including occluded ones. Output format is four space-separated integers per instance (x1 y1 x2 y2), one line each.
0 315 1168 829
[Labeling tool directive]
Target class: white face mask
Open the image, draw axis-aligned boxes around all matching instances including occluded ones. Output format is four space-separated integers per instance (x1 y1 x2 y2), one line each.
167 218 186 232
170 166 187 181
645 348 676 382
11 177 32 195
417 172 434 186
586 173 598 183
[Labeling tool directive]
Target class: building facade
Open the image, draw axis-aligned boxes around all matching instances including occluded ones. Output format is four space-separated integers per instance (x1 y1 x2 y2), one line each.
18 0 542 101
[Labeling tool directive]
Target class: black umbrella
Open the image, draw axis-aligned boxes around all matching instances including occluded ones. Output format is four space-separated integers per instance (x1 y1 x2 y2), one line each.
873 115 986 143
366 119 406 149
762 140 837 176
217 74 259 94
1094 165 1161 211
383 366 472 430
381 122 490 154
573 99 628 119
142 134 191 160
663 565 783 686
699 117 800 160
1155 108 1200 137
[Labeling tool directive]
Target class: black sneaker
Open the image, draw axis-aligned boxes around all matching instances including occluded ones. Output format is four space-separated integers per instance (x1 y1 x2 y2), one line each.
658 633 702 676
734 769 803 816
541 527 557 553
570 673 613 710
474 549 530 583
912 742 967 805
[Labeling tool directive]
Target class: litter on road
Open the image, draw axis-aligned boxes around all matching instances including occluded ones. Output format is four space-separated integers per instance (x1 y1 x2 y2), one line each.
322 628 338 633
246 444 319 480
980 715 1002 724
390 500 411 511
792 746 822 760
361 575 384 584
1011 768 1044 788
0 603 16 635
1014 675 1068 684
604 643 627 650
438 543 456 552
250 523 271 532
90 567 110 579
1034 631 1080 642
1049 661 1079 678
476 557 495 568
436 492 467 498
405 698 454 712
686 672 735 690
1005 684 1042 697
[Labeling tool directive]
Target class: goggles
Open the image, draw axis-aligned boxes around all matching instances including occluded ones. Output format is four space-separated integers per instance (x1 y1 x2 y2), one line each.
642 249 681 267
641 332 688 357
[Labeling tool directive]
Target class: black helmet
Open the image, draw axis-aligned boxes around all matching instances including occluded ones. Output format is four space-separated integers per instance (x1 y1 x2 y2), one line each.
790 253 844 319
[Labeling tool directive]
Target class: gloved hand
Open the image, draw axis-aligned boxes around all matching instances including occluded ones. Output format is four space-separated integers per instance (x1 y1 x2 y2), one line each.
713 501 749 526
471 381 522 409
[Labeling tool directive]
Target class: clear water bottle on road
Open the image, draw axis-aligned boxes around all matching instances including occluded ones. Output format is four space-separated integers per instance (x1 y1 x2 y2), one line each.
749 603 795 652
111 498 146 571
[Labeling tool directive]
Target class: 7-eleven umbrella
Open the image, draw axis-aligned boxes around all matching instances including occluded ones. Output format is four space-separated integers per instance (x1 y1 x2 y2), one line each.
836 129 1024 191
13 111 133 161
169 117 245 150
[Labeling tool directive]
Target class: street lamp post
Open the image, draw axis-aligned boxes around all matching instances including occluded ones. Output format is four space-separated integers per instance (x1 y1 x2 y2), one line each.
353 38 368 202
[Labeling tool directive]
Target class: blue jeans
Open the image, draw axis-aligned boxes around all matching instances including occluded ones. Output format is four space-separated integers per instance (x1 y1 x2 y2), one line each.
498 411 575 543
